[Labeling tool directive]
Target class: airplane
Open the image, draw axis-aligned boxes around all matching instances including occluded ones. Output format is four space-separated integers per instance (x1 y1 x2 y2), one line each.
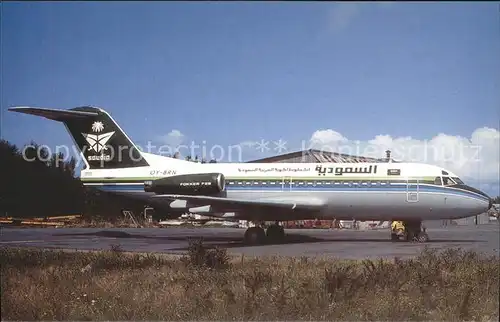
8 105 494 244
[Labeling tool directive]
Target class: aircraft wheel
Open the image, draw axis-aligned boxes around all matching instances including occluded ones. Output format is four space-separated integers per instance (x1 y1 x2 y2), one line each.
416 231 430 243
244 227 266 245
402 220 423 242
266 224 285 244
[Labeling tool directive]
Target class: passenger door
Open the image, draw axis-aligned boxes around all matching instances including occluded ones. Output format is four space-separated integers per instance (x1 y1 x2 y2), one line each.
406 178 419 203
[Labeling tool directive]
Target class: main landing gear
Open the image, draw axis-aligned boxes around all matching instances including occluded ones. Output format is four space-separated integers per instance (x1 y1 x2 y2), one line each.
243 221 285 245
391 220 429 243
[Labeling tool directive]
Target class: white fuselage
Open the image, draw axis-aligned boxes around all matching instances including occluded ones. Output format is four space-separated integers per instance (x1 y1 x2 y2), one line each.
80 153 491 221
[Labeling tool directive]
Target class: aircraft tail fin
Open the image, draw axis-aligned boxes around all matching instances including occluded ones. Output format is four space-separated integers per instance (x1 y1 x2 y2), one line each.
8 106 150 170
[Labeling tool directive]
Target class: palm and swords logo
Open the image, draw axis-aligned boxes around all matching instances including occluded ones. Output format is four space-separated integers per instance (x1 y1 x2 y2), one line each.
82 121 115 155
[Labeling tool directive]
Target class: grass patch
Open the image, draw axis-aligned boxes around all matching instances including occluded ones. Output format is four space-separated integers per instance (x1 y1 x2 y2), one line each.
1 241 498 321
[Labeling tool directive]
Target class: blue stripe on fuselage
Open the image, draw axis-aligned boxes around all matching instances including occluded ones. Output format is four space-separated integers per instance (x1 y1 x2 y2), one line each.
87 183 489 203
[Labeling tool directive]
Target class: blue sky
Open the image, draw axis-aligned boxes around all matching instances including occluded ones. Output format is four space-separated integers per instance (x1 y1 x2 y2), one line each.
2 2 499 194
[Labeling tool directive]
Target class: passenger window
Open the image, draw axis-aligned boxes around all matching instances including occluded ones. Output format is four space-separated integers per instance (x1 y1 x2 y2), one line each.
434 177 442 185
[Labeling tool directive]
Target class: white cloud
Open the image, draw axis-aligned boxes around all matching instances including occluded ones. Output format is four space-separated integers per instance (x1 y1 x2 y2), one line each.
167 129 184 138
307 127 500 186
158 129 185 147
310 129 348 150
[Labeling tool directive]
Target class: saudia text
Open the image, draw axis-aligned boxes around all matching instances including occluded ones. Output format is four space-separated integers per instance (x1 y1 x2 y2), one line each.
88 155 112 161
316 165 378 176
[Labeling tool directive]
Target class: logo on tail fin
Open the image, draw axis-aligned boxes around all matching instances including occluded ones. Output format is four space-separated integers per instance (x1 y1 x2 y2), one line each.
82 121 115 160
82 132 115 153
91 121 104 133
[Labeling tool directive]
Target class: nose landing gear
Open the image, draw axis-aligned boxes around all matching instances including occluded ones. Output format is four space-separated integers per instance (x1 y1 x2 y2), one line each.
391 220 429 243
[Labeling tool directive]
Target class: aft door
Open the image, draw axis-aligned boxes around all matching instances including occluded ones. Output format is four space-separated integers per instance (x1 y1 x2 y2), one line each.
406 178 419 202
282 177 293 191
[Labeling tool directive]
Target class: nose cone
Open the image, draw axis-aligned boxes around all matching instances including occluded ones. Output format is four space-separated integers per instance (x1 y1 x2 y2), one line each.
453 184 492 213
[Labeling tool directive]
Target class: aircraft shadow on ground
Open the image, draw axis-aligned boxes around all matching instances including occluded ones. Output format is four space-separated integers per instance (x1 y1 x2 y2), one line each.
171 237 486 250
55 231 326 245
54 231 484 249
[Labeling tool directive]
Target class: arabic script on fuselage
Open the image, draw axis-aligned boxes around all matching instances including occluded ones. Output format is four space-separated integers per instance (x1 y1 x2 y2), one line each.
316 165 378 176
237 167 311 173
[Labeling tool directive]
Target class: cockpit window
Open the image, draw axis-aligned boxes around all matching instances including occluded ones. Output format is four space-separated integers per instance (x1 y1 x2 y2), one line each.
452 177 464 184
434 177 442 185
442 177 456 186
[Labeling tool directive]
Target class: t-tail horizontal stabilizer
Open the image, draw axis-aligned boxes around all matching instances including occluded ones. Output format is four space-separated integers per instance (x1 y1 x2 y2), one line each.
8 106 149 170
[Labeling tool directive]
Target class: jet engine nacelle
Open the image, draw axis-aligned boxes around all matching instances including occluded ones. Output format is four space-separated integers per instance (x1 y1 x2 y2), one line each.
144 173 225 196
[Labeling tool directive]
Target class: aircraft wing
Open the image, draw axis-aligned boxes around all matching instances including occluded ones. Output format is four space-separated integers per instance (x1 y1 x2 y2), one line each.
151 194 326 220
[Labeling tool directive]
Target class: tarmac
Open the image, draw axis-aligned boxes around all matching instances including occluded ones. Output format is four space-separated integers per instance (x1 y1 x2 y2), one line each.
1 223 499 259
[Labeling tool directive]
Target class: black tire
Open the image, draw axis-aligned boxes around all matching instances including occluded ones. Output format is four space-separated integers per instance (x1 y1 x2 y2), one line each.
244 227 266 245
266 225 285 243
417 232 430 243
404 230 417 242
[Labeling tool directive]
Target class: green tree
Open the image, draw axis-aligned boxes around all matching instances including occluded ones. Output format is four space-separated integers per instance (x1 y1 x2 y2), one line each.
0 140 86 217
0 139 148 220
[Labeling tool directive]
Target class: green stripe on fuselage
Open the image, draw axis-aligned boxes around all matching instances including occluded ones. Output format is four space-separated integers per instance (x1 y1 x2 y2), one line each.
81 176 437 183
